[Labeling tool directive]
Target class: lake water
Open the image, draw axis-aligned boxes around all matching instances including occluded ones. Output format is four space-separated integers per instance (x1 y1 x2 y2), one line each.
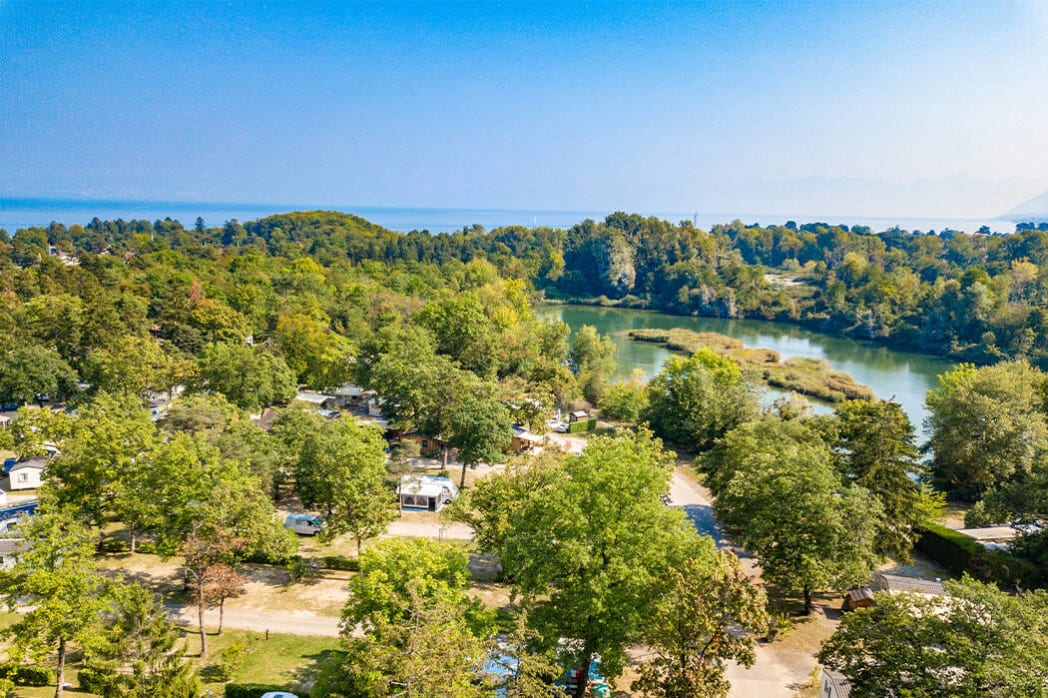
538 304 954 438
0 197 1018 235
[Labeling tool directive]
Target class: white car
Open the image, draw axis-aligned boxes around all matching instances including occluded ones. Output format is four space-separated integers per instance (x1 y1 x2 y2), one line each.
547 419 569 433
260 693 299 698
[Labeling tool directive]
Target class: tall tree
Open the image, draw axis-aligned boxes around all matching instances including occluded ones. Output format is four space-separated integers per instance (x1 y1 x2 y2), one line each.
191 342 296 411
713 419 882 614
832 399 943 559
316 538 495 697
643 348 759 451
296 417 395 553
926 361 1048 499
83 581 200 698
0 345 78 405
0 508 108 698
501 429 695 698
633 546 769 698
447 378 512 488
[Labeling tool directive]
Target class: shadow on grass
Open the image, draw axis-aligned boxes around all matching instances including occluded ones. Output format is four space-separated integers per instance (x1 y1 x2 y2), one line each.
290 648 347 691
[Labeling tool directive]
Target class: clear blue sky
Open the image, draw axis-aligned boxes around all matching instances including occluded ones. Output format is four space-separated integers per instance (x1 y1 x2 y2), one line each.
2 1 1047 217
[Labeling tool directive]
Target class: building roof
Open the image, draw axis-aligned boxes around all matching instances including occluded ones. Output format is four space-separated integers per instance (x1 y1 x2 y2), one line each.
295 391 335 406
512 429 543 443
0 538 28 556
399 475 459 499
9 458 47 473
334 384 365 397
873 573 946 596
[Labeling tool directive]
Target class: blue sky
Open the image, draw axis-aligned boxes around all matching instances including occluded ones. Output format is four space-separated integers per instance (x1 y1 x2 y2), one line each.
2 1 1047 218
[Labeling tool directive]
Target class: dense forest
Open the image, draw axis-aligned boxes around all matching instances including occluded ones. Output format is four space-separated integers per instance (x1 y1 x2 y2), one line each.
7 210 1048 368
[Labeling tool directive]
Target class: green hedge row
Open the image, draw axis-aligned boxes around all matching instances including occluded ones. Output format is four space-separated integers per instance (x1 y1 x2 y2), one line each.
567 418 597 433
916 524 1037 587
78 667 116 694
225 682 309 698
0 663 54 686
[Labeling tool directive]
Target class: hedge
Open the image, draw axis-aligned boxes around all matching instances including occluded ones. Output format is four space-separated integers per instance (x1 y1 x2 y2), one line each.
916 523 1037 587
567 418 597 434
0 663 54 687
322 555 359 571
225 682 309 698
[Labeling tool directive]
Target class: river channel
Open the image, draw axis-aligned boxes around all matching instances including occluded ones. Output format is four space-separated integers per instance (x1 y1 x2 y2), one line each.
538 304 954 438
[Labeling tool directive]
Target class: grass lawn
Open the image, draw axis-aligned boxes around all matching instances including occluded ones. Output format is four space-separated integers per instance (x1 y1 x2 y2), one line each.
2 623 340 698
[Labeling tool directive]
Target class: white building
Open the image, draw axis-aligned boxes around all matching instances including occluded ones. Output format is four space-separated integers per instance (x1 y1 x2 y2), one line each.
399 475 459 512
8 458 46 491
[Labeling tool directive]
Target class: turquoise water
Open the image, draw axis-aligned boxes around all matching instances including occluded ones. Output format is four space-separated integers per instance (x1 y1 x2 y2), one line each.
539 304 954 438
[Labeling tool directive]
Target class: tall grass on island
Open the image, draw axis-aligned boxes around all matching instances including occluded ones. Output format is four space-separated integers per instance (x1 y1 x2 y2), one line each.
627 328 873 403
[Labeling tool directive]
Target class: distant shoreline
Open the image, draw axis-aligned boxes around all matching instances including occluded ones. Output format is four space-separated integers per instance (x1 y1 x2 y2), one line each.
0 197 1024 235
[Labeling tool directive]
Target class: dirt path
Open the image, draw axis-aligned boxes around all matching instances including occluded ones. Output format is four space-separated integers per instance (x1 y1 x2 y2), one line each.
170 604 342 637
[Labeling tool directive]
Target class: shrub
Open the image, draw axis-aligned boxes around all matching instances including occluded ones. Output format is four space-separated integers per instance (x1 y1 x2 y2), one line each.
916 523 1038 587
12 664 54 686
0 677 12 698
217 640 247 681
78 666 117 694
225 683 309 698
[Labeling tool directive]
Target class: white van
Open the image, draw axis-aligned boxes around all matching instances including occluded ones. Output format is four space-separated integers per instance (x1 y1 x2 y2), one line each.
284 514 323 536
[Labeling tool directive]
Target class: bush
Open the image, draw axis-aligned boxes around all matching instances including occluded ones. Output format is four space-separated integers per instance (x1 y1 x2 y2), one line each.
916 523 1038 587
0 677 12 698
11 664 54 686
225 683 309 698
217 640 247 681
915 524 982 575
78 666 117 694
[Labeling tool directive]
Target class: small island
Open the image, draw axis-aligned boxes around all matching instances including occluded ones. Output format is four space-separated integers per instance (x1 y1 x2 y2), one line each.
627 328 873 403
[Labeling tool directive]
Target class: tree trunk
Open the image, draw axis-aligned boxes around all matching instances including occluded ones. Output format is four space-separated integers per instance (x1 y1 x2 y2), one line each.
129 522 137 554
803 586 813 615
197 576 208 658
573 652 591 698
459 461 468 489
442 444 449 469
218 598 225 635
54 636 66 698
356 535 363 557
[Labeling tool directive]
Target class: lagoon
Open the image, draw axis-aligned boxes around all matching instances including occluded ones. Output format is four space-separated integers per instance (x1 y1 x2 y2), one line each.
538 304 954 439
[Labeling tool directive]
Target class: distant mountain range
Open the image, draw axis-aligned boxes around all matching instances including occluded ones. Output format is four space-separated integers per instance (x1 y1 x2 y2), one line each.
1004 189 1048 222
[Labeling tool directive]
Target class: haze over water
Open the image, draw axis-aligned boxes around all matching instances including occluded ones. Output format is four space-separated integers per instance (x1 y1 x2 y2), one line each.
0 198 1018 236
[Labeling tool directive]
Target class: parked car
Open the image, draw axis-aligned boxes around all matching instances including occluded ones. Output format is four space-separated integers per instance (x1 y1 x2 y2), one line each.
260 692 299 698
547 419 569 433
284 514 323 536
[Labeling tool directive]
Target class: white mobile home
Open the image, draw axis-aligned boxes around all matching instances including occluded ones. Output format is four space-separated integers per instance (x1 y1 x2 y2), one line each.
399 475 459 512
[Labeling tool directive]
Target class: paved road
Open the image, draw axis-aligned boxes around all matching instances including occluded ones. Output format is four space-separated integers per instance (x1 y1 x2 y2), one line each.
668 468 816 698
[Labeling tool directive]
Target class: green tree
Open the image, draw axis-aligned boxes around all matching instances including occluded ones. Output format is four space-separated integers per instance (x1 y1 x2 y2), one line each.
45 392 159 542
818 577 1048 697
926 361 1048 499
633 547 769 698
83 582 200 698
567 325 616 405
295 417 395 553
192 342 296 411
0 345 78 405
643 348 759 451
317 538 495 697
713 419 882 614
501 429 694 697
833 399 944 559
83 335 189 397
447 378 512 488
598 369 648 422
0 508 108 698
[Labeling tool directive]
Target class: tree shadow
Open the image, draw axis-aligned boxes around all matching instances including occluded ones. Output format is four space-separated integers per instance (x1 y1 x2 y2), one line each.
289 648 346 691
